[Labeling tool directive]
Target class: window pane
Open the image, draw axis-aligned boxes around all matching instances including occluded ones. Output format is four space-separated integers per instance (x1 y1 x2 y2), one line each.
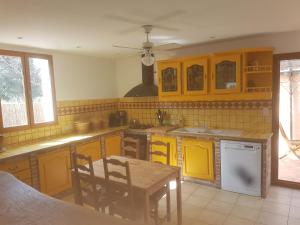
28 57 55 124
0 55 28 128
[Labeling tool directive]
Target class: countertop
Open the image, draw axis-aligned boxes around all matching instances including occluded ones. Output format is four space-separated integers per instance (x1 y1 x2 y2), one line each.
168 129 273 142
0 126 128 161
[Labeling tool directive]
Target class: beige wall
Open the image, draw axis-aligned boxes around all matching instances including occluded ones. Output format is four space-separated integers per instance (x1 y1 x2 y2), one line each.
0 43 117 101
115 30 300 97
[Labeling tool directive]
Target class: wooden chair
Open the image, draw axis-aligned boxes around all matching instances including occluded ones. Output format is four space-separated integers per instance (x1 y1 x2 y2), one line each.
72 152 108 212
148 141 171 225
279 123 300 159
103 157 143 220
122 137 140 159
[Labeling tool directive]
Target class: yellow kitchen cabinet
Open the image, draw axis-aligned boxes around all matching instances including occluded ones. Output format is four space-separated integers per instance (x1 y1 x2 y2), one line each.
38 147 72 196
104 133 121 157
151 135 177 166
157 61 182 97
182 57 208 96
0 157 32 186
182 138 214 181
211 53 241 94
75 139 101 162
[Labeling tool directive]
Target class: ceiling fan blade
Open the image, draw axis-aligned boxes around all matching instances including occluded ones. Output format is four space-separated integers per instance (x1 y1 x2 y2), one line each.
106 15 145 26
153 24 180 32
113 45 142 50
153 10 185 22
153 43 182 51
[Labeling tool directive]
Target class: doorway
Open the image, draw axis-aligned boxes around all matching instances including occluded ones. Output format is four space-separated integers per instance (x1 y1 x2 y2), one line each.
273 53 300 188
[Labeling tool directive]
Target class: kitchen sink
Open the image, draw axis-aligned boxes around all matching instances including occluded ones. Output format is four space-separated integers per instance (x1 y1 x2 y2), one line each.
173 127 242 137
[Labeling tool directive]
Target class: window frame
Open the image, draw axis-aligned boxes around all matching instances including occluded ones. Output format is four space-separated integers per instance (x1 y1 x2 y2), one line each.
0 50 58 132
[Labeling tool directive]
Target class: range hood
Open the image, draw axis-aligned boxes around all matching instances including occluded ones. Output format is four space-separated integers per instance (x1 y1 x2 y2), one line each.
124 64 158 97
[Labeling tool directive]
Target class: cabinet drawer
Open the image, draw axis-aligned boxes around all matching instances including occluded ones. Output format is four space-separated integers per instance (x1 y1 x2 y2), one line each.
14 169 31 181
0 158 30 173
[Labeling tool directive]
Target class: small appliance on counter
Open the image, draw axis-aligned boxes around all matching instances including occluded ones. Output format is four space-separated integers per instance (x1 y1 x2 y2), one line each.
156 109 166 126
109 111 127 127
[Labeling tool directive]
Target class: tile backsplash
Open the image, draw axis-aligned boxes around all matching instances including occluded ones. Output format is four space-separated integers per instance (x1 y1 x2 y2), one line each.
1 96 272 147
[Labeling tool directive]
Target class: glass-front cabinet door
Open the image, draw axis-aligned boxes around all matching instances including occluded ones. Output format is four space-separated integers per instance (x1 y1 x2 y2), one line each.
157 61 181 97
211 54 241 94
183 57 208 95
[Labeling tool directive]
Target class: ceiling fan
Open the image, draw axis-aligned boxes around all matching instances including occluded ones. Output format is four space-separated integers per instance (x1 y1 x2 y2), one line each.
113 25 181 66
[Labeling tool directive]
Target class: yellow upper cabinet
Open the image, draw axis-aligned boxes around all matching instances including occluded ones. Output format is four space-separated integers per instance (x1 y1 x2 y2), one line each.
151 135 177 166
104 133 121 157
182 138 214 181
211 53 241 94
157 61 182 97
182 57 208 95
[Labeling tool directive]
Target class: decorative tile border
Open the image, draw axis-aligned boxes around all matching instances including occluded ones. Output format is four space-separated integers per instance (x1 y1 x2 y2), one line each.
57 103 118 116
118 100 272 110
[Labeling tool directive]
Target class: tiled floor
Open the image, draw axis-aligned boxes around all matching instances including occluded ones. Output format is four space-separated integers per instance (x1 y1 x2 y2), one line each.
61 182 300 225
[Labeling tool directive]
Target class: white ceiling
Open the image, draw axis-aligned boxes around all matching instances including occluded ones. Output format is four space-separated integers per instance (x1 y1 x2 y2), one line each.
1 0 300 57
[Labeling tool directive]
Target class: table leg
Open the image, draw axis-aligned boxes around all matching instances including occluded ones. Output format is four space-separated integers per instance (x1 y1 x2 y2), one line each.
71 171 81 205
176 174 182 225
166 183 171 222
144 192 149 224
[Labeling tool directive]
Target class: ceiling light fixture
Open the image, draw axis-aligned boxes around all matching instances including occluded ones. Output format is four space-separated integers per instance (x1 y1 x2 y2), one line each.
141 48 155 66
17 37 23 40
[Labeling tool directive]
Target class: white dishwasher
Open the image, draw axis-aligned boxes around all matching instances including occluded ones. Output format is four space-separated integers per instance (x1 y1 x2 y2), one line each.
221 140 262 196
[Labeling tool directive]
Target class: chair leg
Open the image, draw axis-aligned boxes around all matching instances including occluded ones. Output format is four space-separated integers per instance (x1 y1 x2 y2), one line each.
166 184 171 222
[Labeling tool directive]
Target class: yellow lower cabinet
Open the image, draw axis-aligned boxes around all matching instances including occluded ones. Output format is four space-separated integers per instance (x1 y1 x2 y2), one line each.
151 135 177 166
75 139 101 162
38 147 72 196
104 133 121 157
182 138 214 181
0 157 32 186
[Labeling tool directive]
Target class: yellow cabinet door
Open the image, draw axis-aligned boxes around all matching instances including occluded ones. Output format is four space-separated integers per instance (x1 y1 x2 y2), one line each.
76 139 101 162
157 61 182 97
211 54 241 94
183 57 208 96
182 139 214 181
38 147 72 196
151 135 177 166
105 133 121 157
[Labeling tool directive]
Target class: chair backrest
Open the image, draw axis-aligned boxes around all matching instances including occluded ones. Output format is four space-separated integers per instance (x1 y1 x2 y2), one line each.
72 152 98 206
122 137 140 159
148 141 170 165
103 157 133 207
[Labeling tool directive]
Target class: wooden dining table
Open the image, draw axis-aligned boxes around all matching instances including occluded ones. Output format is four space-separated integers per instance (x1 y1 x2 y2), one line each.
72 156 182 225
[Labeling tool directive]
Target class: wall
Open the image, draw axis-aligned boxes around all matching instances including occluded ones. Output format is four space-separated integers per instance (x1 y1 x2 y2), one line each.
115 30 300 97
0 43 117 100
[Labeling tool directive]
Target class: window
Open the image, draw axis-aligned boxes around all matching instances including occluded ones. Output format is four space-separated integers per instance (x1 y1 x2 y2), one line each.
0 50 57 130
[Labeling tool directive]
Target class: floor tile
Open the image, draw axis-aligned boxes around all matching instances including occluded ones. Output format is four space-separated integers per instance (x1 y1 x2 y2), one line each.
224 216 255 225
257 211 288 225
205 200 234 215
264 192 292 204
185 194 212 208
261 201 290 216
230 205 260 221
290 197 300 208
237 195 263 209
181 181 199 194
196 209 227 225
213 190 240 204
268 186 293 197
193 185 218 199
288 217 300 225
289 206 300 219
